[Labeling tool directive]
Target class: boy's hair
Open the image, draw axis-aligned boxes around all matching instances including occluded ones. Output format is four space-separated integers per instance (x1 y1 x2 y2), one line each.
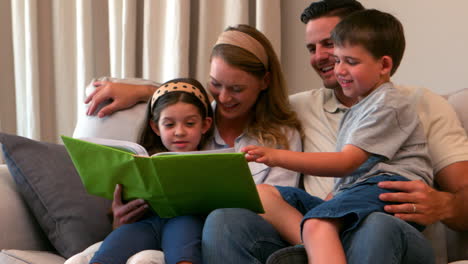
331 9 406 76
300 0 365 24
139 78 214 155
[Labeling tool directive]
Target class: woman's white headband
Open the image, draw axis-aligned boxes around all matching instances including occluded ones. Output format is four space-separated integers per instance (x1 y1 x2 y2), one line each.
215 30 269 69
150 82 208 111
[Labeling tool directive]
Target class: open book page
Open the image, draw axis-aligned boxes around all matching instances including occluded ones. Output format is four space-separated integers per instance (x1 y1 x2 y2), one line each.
79 137 236 157
152 147 236 156
78 137 149 156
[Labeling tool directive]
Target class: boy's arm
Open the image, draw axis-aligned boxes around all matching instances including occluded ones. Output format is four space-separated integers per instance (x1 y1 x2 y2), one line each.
86 81 157 117
242 144 369 177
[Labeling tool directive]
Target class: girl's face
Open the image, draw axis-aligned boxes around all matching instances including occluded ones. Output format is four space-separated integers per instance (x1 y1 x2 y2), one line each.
150 102 212 152
333 44 390 100
208 56 268 121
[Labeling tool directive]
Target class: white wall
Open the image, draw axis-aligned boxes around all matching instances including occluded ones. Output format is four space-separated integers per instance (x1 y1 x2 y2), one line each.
281 0 468 95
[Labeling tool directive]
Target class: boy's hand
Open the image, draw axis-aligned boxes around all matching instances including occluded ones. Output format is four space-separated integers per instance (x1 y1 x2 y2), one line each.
111 184 149 229
241 145 280 167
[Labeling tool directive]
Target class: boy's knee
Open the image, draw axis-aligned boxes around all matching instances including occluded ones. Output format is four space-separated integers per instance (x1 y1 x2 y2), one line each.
302 218 324 235
302 218 342 236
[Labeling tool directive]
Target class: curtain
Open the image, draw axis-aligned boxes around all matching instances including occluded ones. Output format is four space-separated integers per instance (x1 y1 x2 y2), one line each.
0 0 282 143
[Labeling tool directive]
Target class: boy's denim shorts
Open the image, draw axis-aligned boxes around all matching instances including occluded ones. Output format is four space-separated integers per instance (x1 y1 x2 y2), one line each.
276 174 423 237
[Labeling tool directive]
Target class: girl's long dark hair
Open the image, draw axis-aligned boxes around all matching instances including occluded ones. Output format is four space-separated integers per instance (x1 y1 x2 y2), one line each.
139 78 214 155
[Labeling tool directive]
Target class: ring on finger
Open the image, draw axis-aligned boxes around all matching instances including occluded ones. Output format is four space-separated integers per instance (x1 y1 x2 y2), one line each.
411 203 417 213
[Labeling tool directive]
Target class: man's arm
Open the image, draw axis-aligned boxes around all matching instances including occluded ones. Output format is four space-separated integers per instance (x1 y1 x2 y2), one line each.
379 161 468 231
436 161 468 230
86 81 157 117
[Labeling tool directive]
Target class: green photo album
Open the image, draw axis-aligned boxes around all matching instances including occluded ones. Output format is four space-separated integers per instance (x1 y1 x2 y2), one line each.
61 136 264 218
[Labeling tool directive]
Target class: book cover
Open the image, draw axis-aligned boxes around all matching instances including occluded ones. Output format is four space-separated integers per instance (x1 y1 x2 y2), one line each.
61 136 264 218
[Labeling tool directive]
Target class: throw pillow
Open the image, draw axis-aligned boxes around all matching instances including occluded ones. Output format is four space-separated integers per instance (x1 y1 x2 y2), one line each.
0 133 113 258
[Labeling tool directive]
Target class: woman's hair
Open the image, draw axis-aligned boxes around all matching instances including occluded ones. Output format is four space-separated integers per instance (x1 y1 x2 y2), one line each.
139 78 214 155
210 24 302 149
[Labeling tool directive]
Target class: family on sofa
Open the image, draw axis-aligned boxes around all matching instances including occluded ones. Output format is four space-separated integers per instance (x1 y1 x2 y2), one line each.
1 0 468 264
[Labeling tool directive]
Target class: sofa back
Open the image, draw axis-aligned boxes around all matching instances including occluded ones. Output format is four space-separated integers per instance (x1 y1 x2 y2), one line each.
443 88 468 261
446 88 468 130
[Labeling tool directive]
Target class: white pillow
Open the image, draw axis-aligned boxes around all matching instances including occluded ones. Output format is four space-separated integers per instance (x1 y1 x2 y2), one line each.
73 77 159 142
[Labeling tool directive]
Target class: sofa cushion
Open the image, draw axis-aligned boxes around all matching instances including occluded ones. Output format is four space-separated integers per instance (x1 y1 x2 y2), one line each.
0 249 65 264
0 165 52 252
0 133 113 258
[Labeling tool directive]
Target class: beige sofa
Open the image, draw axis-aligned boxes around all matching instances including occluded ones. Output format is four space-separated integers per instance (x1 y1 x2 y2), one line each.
1 87 467 264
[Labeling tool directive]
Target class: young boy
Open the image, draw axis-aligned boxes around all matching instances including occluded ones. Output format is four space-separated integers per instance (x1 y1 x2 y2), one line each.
242 9 433 264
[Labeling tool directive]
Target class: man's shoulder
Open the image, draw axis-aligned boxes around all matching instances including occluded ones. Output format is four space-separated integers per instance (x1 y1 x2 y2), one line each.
394 84 450 109
289 87 333 103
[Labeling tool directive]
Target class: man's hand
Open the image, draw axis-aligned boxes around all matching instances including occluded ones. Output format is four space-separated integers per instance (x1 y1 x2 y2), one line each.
378 180 454 226
111 184 149 229
86 81 156 117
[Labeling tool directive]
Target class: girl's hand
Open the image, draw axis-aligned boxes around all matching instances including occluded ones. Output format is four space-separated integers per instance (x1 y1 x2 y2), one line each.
111 184 149 229
86 81 156 117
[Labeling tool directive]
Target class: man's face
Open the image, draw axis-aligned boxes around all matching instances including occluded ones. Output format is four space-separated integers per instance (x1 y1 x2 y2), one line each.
305 16 342 89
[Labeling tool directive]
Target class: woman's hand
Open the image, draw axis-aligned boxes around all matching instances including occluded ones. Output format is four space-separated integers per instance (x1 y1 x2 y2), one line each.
111 184 149 229
86 81 156 117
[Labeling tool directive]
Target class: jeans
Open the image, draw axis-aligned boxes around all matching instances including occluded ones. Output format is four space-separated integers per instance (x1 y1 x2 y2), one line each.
202 208 288 264
202 209 434 264
91 215 204 264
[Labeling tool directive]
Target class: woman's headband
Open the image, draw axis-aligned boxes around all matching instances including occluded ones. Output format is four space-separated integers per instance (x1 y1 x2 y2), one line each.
150 81 209 112
215 30 269 69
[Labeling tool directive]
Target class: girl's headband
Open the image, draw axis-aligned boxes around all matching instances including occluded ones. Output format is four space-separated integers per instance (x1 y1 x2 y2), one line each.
150 82 209 112
215 30 269 69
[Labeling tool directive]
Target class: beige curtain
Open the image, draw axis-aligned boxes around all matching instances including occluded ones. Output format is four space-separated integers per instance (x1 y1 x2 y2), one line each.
0 0 282 143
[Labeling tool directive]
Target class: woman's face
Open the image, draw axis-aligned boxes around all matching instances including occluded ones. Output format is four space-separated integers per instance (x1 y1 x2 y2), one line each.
208 56 267 121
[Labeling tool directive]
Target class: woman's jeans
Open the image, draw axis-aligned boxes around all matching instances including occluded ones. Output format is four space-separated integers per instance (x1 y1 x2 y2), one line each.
202 208 434 264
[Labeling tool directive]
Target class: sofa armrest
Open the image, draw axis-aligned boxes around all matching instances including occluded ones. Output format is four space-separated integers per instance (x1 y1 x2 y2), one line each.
0 165 52 251
447 227 468 262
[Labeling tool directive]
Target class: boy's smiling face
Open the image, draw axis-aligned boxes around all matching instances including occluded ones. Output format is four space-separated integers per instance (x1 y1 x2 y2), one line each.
333 44 391 100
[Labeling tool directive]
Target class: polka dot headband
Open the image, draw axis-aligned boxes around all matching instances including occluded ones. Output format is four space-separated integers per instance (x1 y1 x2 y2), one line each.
150 81 209 112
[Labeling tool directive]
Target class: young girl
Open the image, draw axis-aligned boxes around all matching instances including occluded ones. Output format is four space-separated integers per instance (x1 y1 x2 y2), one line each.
90 77 213 264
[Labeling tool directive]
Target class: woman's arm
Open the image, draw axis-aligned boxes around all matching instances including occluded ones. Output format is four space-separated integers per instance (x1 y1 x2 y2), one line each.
86 81 157 117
